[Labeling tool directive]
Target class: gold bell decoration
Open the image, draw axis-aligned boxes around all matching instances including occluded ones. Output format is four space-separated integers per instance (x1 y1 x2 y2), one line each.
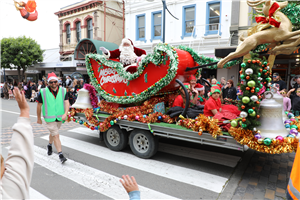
270 85 288 122
72 88 93 109
257 91 288 138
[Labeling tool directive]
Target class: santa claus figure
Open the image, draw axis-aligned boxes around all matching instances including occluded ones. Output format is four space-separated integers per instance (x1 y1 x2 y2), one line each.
100 38 146 67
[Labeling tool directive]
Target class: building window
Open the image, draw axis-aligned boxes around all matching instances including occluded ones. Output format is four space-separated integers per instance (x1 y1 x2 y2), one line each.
182 4 196 38
87 19 93 39
76 22 81 42
206 2 221 35
136 14 146 41
66 24 71 44
151 11 162 41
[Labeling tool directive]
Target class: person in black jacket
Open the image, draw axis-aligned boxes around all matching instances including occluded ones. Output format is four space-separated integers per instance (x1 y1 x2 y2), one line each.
271 72 287 91
222 79 237 103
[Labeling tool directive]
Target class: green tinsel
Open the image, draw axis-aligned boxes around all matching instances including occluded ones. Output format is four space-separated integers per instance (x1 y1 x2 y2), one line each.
177 45 241 69
85 43 179 104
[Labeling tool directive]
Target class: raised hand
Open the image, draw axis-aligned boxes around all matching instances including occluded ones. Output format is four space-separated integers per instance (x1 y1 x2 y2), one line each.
99 47 108 54
13 87 30 118
120 175 139 193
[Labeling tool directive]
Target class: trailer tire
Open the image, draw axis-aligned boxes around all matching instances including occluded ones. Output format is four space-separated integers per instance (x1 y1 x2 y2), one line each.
104 125 128 151
99 131 104 141
129 129 158 159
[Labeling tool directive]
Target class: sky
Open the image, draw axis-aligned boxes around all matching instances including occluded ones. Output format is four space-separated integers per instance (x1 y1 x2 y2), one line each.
0 0 79 50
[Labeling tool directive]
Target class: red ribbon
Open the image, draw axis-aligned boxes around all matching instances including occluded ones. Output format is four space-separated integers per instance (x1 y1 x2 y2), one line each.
255 2 281 28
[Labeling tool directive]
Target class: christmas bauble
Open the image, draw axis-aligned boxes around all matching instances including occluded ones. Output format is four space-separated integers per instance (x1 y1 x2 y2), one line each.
285 124 290 128
110 120 114 125
264 138 272 146
245 68 253 75
255 134 261 139
287 134 295 138
249 111 256 117
276 136 284 142
290 129 298 135
240 111 248 118
124 115 128 120
258 139 264 144
248 109 254 114
135 116 140 120
258 73 261 77
241 63 246 68
231 120 238 127
242 97 250 104
242 123 247 128
259 84 263 88
255 88 260 92
290 125 298 129
250 95 258 102
240 74 245 79
247 80 256 87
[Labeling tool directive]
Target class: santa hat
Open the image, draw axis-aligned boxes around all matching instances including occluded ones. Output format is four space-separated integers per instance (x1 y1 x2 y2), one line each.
119 38 134 51
210 85 221 95
47 72 58 82
195 83 204 91
188 75 196 82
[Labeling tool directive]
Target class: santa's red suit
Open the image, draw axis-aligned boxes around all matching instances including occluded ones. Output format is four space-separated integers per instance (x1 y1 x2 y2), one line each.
109 39 146 59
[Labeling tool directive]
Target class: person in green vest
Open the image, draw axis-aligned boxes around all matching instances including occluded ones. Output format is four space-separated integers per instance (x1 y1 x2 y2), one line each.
36 72 69 164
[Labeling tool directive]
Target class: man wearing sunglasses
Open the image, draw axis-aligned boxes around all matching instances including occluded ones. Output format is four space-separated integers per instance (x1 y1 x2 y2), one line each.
36 72 69 164
271 72 287 91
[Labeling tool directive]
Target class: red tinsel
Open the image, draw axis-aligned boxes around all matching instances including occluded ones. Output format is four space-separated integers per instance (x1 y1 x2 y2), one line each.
83 84 98 108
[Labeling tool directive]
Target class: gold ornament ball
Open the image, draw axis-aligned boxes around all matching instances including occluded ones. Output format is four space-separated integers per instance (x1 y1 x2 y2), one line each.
258 138 264 144
70 117 73 121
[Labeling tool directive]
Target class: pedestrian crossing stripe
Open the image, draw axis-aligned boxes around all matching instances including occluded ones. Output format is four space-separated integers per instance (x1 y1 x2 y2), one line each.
41 135 229 193
6 146 178 200
68 127 241 168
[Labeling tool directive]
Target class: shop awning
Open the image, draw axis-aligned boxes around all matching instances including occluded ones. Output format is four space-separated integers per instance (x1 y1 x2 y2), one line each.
74 39 119 60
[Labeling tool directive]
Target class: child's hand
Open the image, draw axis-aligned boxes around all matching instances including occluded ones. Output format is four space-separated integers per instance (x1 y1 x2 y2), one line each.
120 175 139 193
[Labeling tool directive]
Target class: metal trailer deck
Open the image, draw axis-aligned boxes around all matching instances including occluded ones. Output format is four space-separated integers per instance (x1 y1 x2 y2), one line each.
74 112 247 158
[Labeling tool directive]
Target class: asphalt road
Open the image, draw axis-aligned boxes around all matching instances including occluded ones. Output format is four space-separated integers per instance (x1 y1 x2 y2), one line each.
1 98 254 199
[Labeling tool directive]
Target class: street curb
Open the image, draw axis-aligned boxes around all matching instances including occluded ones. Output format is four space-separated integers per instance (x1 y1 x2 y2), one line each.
217 148 255 200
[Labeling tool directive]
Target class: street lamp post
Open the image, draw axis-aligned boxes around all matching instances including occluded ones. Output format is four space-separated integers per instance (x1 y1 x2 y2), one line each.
147 0 179 43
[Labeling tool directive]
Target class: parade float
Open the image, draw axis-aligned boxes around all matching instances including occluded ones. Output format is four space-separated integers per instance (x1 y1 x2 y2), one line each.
67 0 300 158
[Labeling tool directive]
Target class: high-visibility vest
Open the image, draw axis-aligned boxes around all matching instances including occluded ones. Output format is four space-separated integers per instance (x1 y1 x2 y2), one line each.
41 87 66 122
287 142 300 200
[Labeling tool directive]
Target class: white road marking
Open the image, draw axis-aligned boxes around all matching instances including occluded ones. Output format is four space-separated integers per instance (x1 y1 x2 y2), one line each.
68 127 99 138
0 109 37 118
29 187 50 199
41 135 228 193
68 127 241 167
6 146 178 200
35 146 177 199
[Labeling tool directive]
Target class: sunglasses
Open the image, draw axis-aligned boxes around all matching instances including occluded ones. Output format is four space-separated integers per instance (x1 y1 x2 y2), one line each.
280 92 286 94
49 81 58 84
297 91 300 93
273 76 277 77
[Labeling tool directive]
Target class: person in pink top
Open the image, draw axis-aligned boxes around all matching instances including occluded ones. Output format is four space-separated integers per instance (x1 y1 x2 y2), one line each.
280 89 291 112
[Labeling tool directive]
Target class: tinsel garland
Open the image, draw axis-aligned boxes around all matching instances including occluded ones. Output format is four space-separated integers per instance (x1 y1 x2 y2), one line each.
66 96 223 139
229 127 298 154
177 45 241 69
83 83 98 108
85 43 179 104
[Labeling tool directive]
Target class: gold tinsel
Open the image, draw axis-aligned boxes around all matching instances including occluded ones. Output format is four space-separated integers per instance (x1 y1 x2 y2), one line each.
229 127 299 154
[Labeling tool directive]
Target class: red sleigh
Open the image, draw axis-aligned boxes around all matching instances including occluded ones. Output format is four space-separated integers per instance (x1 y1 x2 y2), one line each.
86 44 199 104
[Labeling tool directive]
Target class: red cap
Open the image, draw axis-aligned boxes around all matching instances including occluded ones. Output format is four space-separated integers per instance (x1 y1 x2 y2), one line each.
188 75 196 82
195 83 204 91
47 72 58 82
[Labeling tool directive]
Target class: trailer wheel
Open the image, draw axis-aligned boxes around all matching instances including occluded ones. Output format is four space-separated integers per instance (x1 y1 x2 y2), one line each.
129 129 158 159
104 125 128 151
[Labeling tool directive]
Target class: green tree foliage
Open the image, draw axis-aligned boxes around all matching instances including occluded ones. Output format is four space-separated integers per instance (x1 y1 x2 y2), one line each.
1 36 44 82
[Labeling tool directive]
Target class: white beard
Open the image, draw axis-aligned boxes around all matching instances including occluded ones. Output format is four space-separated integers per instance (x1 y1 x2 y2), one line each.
119 46 137 66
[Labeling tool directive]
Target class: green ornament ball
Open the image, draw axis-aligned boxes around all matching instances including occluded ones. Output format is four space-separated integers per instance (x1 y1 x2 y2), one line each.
110 120 114 125
264 138 272 146
239 121 242 126
263 61 268 65
231 120 238 127
266 77 271 82
266 88 270 91
241 63 246 68
249 111 256 117
242 97 250 104
242 123 247 128
258 73 261 77
255 88 260 92
263 69 267 73
260 84 263 88
290 125 298 129
240 74 245 79
247 80 256 87
248 109 254 114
